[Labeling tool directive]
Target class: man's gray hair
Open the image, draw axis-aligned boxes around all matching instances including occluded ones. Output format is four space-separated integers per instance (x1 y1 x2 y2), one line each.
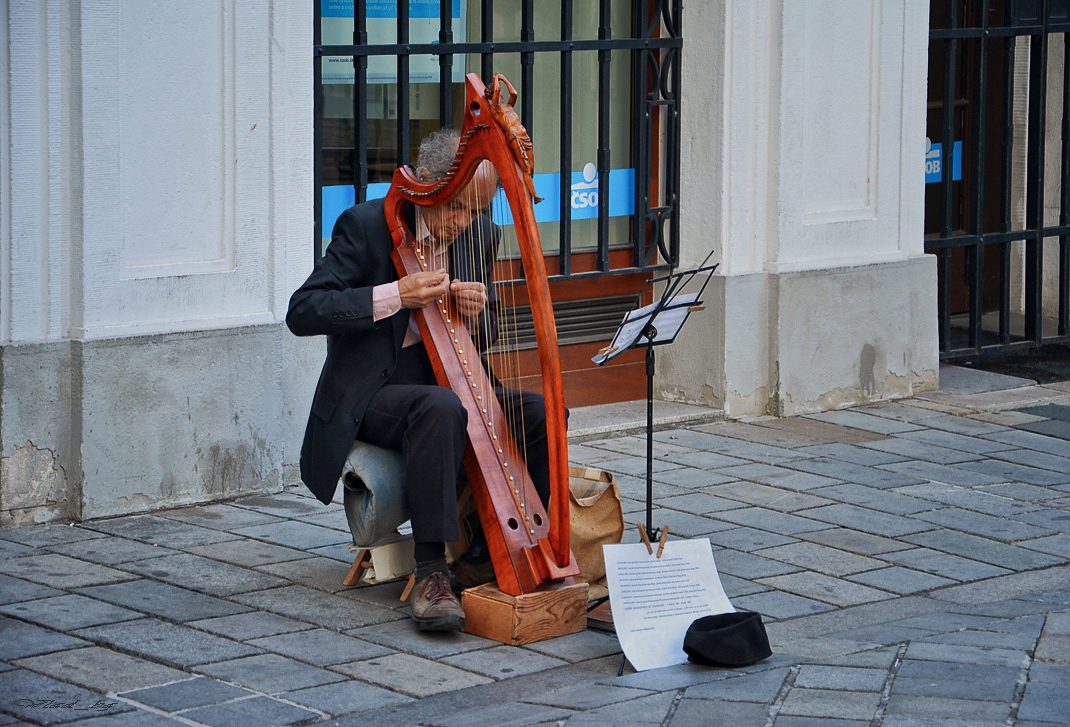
415 129 460 182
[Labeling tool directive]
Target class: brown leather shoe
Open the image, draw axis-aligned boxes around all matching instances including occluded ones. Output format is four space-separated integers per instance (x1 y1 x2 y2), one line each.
451 557 496 590
410 571 465 631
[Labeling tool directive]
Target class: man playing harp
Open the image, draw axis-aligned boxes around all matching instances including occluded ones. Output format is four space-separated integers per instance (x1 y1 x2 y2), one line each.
287 130 552 632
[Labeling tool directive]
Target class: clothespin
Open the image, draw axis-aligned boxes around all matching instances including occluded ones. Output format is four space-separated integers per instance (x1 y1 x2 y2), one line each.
656 527 670 558
637 524 653 554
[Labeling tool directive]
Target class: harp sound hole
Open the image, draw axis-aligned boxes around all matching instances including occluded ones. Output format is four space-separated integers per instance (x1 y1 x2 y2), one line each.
470 102 481 116
533 514 543 526
507 518 519 530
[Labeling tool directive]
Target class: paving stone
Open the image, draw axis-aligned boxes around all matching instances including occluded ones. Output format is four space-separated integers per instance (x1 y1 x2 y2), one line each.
81 515 241 549
182 537 312 568
0 616 89 660
159 502 285 530
785 459 927 489
822 646 901 668
773 718 870 727
652 468 739 489
45 537 178 565
903 641 1029 667
859 438 985 464
709 462 806 483
656 430 809 464
892 660 1019 701
990 447 1070 475
520 629 622 663
590 455 683 478
309 540 368 563
187 610 316 641
440 644 566 679
231 584 401 630
14 646 187 693
683 666 789 701
0 524 105 549
282 679 412 717
121 551 289 596
732 589 837 620
912 507 1053 542
606 661 742 691
195 653 347 693
757 572 893 607
754 542 884 577
524 682 652 710
721 573 771 598
797 504 933 538
705 526 798 551
1018 418 1070 440
658 491 749 515
924 628 1038 651
778 687 882 720
707 507 832 535
1017 680 1070 724
53 710 191 726
893 428 1019 455
1029 661 1070 683
0 572 63 605
806 410 923 435
797 528 913 555
959 459 1070 486
797 443 908 466
249 627 391 665
669 697 770 726
0 667 135 725
877 547 1010 582
903 528 1061 573
846 566 957 595
1009 507 1070 534
926 413 1012 435
342 619 486 660
0 594 141 631
182 695 323 727
613 476 690 503
567 690 677 724
332 652 492 697
705 482 834 512
120 676 256 712
646 508 739 538
878 460 1007 487
892 483 1039 517
713 548 804 579
825 622 938 646
808 484 936 515
659 450 750 470
231 491 330 518
252 555 358 592
750 417 892 445
1035 611 1070 663
0 539 37 560
709 420 831 448
74 617 261 667
75 579 249 621
0 553 136 589
231 519 351 551
429 701 577 727
859 401 947 423
982 429 1070 457
884 693 1012 722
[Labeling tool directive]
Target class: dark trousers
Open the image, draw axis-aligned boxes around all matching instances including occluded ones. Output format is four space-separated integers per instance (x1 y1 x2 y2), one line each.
356 344 550 545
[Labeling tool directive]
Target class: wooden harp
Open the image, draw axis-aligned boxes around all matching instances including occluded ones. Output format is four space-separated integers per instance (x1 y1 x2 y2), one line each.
383 73 579 596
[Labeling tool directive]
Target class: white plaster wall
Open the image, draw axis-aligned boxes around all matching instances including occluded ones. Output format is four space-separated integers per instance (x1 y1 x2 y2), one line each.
664 0 938 417
1 0 318 521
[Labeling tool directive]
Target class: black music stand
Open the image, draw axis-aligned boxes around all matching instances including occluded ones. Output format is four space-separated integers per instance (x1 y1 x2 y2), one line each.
592 252 718 544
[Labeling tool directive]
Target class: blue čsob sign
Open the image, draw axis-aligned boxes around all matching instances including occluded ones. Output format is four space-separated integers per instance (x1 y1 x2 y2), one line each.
925 138 962 184
322 1 460 18
321 164 636 237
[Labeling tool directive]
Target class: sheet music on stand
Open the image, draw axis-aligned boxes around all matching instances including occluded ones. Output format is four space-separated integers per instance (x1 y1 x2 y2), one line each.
592 252 718 365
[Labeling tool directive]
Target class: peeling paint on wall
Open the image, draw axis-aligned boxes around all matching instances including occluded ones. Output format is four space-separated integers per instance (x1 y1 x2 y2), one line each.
0 442 69 525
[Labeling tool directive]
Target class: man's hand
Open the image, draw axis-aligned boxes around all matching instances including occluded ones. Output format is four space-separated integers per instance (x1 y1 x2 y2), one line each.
399 269 450 309
450 280 488 318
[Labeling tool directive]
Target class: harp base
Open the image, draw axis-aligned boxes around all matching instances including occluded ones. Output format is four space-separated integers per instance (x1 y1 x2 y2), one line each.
461 580 588 645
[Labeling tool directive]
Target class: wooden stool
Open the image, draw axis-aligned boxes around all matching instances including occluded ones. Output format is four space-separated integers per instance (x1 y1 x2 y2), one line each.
343 535 416 601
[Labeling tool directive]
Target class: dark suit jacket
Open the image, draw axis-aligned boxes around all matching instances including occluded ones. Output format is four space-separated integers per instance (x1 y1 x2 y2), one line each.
286 197 499 504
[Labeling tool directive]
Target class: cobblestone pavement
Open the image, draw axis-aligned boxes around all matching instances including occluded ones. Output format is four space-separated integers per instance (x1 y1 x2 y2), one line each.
1 366 1069 726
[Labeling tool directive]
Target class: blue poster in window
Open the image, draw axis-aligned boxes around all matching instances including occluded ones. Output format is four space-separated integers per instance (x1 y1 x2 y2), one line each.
925 139 962 184
320 166 636 239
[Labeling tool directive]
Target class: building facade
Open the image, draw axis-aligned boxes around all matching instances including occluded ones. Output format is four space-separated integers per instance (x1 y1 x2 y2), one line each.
0 0 938 525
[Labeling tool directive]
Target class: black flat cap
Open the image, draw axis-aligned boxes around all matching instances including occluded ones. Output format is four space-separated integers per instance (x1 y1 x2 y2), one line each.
683 611 772 667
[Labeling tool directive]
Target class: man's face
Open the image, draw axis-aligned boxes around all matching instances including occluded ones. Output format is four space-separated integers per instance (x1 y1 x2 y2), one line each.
422 162 497 244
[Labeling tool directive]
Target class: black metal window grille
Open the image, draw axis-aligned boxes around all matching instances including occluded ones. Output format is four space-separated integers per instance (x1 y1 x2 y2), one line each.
927 0 1070 356
312 1 683 283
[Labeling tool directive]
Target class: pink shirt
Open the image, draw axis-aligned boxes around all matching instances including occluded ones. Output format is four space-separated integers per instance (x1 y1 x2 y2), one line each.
371 216 448 348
